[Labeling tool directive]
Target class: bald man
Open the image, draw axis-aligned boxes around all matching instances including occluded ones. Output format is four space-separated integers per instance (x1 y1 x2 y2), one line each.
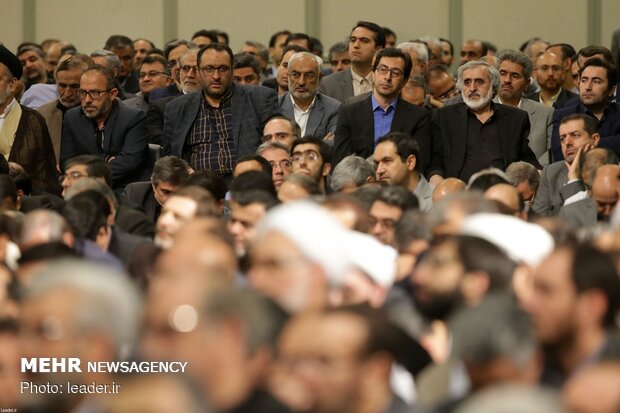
484 183 526 219
563 361 620 413
560 164 620 226
432 177 466 203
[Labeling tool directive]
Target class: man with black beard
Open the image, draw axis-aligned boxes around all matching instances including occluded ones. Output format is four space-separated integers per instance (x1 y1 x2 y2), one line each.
431 60 540 183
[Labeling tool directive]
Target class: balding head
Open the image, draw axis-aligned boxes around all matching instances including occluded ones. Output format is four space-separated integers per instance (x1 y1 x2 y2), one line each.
432 178 466 203
484 183 523 218
592 164 620 221
563 361 620 413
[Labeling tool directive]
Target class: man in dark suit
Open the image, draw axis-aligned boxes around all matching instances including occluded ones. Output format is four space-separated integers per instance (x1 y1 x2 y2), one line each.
532 114 600 216
550 58 620 162
60 66 148 190
0 45 60 195
162 43 280 180
431 60 540 183
279 51 341 140
333 48 434 175
122 156 191 225
319 21 385 103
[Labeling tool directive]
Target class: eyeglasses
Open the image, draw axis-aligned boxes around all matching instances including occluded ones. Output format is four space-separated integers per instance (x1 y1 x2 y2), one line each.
292 150 319 163
59 171 87 184
181 65 199 73
289 70 317 81
168 60 178 68
139 70 168 79
201 65 231 75
269 159 292 170
77 89 112 100
262 132 295 142
375 64 404 79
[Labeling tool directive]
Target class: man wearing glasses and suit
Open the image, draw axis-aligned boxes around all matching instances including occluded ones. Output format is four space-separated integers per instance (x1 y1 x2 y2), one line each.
60 65 148 190
162 43 280 183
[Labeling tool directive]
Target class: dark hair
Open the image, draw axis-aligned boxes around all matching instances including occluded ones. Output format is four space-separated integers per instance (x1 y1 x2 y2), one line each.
172 185 218 217
233 53 261 75
382 27 396 39
394 210 432 251
139 54 170 75
373 185 419 211
372 48 412 80
546 43 576 61
104 35 134 51
285 33 311 48
183 171 227 202
0 175 17 205
309 37 323 56
376 132 422 172
8 165 31 196
451 235 515 290
17 241 77 266
151 156 191 186
580 57 618 91
234 154 272 176
281 44 308 59
192 29 219 44
469 173 510 192
197 43 234 68
291 136 332 165
569 243 620 327
424 63 453 82
482 40 497 54
133 38 155 49
82 65 117 90
351 21 386 49
231 171 277 198
559 113 599 135
60 190 111 241
17 43 44 58
62 155 112 187
214 30 229 45
269 30 292 48
577 45 615 66
231 189 279 210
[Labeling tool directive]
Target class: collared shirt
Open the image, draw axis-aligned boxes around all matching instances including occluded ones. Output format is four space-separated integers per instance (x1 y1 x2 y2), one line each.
0 97 17 131
497 96 523 109
459 106 503 182
371 94 397 145
291 94 316 136
186 90 235 175
351 68 373 96
539 87 562 107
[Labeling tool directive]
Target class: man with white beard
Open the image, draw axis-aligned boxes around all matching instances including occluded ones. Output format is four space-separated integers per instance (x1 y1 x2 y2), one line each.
430 60 540 182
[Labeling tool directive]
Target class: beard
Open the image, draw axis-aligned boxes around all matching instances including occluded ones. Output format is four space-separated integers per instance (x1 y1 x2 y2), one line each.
0 83 13 107
463 86 494 111
413 288 464 321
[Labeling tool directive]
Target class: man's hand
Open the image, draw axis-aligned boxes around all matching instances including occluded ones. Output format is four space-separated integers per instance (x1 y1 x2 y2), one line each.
566 144 593 181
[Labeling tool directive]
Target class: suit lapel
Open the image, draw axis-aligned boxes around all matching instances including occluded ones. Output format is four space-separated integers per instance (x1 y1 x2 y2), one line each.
103 101 120 152
231 86 245 151
451 104 469 174
173 93 202 155
495 106 513 162
306 95 324 136
391 98 408 131
280 93 294 120
342 69 354 100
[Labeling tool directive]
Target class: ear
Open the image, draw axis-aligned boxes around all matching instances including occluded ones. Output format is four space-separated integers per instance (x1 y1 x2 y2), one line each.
577 289 608 327
322 162 332 177
524 77 531 92
406 154 417 172
319 71 324 82
8 77 19 95
109 87 118 99
592 132 601 147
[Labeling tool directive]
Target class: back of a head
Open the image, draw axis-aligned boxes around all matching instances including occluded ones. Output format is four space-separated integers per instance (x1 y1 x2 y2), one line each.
374 185 419 212
183 171 227 203
60 190 111 241
172 186 218 218
231 170 277 198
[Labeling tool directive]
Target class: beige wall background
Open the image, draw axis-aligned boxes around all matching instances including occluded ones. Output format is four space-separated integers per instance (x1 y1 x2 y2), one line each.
1 0 618 60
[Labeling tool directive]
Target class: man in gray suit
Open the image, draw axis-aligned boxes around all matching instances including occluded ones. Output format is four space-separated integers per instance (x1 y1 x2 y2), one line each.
319 21 385 103
532 114 600 216
163 43 280 180
495 50 554 165
373 132 434 212
279 51 340 141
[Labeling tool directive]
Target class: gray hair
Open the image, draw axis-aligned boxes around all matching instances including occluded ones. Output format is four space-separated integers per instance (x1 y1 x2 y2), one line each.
64 177 118 210
25 259 142 360
330 155 375 192
328 41 348 58
397 42 429 63
496 49 533 80
455 384 566 413
90 49 121 73
457 60 501 96
243 40 269 63
179 47 199 66
256 141 290 157
428 191 499 229
505 161 540 192
288 51 323 73
467 167 511 189
19 210 70 248
450 293 536 368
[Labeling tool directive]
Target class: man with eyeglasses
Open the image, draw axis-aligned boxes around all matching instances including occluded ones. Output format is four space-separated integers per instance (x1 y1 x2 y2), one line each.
279 51 341 142
291 136 332 194
123 55 173 112
257 141 292 190
333 48 434 176
528 51 577 108
0 45 60 195
261 116 300 149
148 39 192 102
162 43 280 184
37 53 94 163
60 66 148 190
319 21 385 103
